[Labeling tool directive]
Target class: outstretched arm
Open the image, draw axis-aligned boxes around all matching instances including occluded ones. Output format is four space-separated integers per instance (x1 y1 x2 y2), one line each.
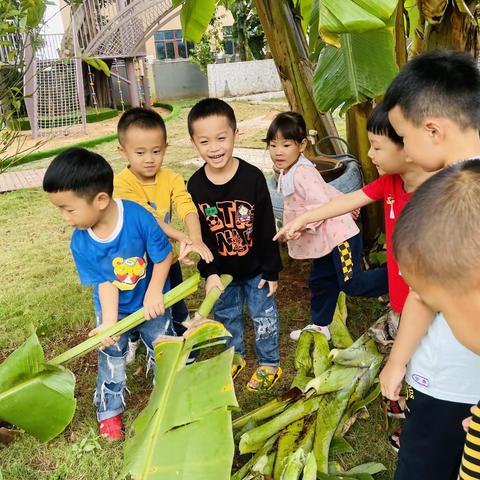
274 189 372 241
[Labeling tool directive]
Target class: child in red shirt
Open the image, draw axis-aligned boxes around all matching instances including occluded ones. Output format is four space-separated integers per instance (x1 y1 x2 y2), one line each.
276 103 432 315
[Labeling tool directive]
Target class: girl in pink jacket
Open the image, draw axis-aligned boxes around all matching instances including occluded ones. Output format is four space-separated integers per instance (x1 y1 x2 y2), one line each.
268 112 387 340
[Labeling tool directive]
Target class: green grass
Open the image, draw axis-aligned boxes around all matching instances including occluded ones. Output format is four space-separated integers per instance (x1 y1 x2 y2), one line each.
0 189 396 480
13 107 120 131
0 99 395 479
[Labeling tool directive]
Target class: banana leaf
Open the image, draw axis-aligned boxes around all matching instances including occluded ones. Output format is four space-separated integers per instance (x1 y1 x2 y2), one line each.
120 321 238 479
329 336 381 367
313 385 357 473
329 293 354 349
0 334 75 443
233 388 304 431
0 274 201 443
231 435 279 480
305 364 359 395
239 396 324 454
279 416 316 479
319 0 398 35
313 28 398 114
176 0 216 42
302 452 317 480
345 463 386 475
312 331 331 377
273 418 305 479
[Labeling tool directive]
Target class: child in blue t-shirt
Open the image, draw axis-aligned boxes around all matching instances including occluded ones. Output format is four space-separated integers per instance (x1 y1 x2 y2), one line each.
43 147 173 440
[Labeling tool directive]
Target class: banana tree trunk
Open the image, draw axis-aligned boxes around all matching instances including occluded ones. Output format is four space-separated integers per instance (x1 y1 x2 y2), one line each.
346 102 384 246
254 0 342 156
423 1 479 54
395 2 407 68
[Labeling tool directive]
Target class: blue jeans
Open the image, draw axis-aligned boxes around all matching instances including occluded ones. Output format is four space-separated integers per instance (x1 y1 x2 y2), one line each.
94 309 172 421
214 274 280 366
309 233 388 326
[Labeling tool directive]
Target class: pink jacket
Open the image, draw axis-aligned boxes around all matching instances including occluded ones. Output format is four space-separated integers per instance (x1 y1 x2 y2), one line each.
284 165 359 259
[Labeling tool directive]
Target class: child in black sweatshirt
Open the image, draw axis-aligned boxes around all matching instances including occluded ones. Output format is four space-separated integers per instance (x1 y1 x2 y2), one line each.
187 98 282 392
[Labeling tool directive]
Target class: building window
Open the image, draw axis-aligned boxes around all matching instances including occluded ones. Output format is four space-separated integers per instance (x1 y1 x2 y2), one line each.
154 30 194 60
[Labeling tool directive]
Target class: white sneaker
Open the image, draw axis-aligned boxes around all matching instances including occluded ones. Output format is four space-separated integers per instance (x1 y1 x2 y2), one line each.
289 324 331 341
126 339 140 365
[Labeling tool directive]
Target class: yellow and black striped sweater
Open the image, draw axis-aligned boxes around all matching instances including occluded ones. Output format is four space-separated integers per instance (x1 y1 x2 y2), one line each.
460 402 480 479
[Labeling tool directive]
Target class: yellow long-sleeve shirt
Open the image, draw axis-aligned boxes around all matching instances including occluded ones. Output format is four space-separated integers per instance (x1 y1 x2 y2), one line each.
114 167 198 261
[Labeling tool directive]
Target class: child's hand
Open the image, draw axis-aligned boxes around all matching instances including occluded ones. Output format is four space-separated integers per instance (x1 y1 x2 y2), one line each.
273 219 305 241
143 291 165 320
88 324 119 349
462 405 476 432
178 237 195 266
351 208 361 220
379 359 406 400
179 237 214 265
190 239 214 263
258 278 278 297
205 274 225 295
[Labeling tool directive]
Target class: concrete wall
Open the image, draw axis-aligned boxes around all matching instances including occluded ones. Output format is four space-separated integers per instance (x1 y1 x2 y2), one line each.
207 58 282 98
152 59 208 100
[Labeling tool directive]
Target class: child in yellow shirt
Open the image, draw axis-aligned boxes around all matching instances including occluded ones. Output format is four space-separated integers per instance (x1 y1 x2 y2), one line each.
114 107 212 350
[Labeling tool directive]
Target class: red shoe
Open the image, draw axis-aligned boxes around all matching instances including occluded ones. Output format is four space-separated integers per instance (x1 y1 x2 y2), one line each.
99 414 124 440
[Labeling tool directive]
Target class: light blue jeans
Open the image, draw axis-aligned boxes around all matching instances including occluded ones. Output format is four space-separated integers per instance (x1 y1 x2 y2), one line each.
213 274 280 366
94 309 172 421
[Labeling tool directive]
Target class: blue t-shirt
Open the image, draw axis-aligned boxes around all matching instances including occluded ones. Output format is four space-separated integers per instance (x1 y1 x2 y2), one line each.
71 199 172 315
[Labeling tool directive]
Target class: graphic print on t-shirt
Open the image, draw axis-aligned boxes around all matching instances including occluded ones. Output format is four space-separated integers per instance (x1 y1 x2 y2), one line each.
112 255 147 290
199 200 254 256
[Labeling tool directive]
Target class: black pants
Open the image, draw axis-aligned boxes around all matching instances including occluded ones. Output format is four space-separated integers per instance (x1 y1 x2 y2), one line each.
395 386 472 480
309 233 388 326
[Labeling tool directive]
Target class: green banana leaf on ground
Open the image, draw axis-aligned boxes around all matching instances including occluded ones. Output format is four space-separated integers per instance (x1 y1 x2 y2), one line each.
0 273 201 443
232 294 386 479
120 320 238 479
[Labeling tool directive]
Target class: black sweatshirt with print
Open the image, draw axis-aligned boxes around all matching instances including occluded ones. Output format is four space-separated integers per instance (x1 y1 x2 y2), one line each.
187 159 282 282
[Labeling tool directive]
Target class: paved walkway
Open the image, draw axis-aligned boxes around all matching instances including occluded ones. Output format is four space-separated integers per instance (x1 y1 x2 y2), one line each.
0 168 46 193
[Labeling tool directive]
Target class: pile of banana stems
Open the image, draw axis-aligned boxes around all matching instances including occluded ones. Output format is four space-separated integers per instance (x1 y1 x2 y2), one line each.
231 294 384 480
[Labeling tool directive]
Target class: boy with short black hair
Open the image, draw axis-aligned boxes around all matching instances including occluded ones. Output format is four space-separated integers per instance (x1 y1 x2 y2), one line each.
392 160 480 480
114 107 212 344
379 50 480 480
186 98 283 391
43 147 173 440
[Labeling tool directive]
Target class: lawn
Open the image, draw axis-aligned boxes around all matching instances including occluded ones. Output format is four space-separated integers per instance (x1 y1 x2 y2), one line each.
0 100 395 479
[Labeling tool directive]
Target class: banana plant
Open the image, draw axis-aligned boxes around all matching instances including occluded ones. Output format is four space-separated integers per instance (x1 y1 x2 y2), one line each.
0 273 201 443
120 275 237 480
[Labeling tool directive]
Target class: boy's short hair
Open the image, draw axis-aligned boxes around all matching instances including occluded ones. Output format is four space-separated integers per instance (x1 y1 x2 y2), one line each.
187 98 237 137
367 103 403 147
43 147 113 199
117 107 167 145
393 159 480 290
383 50 480 130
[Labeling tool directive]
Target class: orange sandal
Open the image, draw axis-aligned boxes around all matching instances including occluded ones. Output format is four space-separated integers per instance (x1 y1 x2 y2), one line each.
246 365 283 392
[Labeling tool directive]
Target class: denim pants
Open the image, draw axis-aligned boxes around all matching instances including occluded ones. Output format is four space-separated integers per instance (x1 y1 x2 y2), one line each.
94 308 172 421
214 274 280 366
309 233 388 326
